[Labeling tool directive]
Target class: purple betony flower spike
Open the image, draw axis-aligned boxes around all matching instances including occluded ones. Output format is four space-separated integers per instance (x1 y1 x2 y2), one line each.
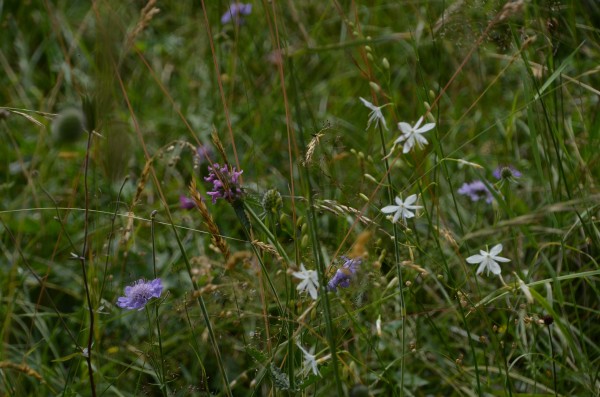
204 163 244 204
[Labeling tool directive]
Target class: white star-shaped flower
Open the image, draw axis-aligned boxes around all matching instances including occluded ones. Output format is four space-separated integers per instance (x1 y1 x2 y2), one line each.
394 116 436 153
466 244 510 276
359 97 388 131
381 194 423 223
292 264 319 300
296 343 320 376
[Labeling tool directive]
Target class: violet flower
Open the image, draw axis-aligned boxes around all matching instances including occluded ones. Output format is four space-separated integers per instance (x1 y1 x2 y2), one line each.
204 163 244 204
117 279 163 311
221 3 252 25
457 180 494 204
180 195 197 210
328 257 362 292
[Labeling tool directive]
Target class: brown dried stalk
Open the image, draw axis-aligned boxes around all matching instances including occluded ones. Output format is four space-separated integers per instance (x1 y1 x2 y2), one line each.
189 179 231 260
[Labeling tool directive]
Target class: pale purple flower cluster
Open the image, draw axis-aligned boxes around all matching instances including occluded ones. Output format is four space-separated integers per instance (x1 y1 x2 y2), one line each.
117 279 163 311
205 163 244 204
493 165 522 181
328 257 362 292
221 3 252 25
458 180 494 203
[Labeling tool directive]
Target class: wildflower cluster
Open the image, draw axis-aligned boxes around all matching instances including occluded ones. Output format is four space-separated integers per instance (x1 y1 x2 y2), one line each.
466 244 510 277
381 194 422 223
117 279 163 311
221 3 252 25
328 257 362 292
292 264 319 300
394 117 436 154
458 180 494 203
205 163 244 204
458 165 521 204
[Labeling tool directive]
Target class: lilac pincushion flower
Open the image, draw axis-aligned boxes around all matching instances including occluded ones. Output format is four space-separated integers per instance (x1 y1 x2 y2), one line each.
205 163 244 204
328 257 362 292
180 195 196 210
458 180 494 204
117 279 163 311
493 165 522 181
221 3 252 25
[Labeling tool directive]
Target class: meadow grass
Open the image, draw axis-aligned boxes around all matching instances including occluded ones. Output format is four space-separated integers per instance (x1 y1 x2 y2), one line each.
1 0 600 395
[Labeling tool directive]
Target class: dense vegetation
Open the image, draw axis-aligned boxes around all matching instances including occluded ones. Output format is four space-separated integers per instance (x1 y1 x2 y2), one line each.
1 1 599 395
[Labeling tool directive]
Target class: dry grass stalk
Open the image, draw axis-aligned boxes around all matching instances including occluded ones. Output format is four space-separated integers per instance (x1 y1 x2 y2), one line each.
211 128 229 165
0 361 45 383
225 250 253 271
251 240 283 262
303 129 326 166
349 230 371 259
125 0 160 51
316 199 375 226
189 179 231 260
401 260 429 276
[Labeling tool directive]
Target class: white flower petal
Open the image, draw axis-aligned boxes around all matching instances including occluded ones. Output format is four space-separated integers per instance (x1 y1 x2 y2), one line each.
493 255 511 263
404 194 417 206
489 244 503 256
415 122 436 133
488 261 502 275
413 117 424 130
359 97 375 111
403 210 415 219
381 205 398 214
476 262 487 275
398 122 412 134
466 254 484 264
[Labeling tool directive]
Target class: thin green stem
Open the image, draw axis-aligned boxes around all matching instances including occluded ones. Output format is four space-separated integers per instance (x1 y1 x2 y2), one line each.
167 219 232 397
150 211 167 397
376 123 406 395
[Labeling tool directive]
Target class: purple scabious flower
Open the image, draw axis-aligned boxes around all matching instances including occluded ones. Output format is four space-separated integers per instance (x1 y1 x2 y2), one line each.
458 180 494 204
117 279 163 311
205 163 244 204
221 3 252 25
493 165 522 181
180 195 197 210
328 257 362 292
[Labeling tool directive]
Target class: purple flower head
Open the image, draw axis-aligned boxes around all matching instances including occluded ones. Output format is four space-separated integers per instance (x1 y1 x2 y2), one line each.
180 195 197 210
221 3 252 25
205 163 244 204
493 165 522 181
458 180 494 204
117 278 163 311
328 257 362 292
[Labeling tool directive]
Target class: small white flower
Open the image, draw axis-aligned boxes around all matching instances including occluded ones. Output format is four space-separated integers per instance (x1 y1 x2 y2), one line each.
394 116 435 153
359 97 388 131
292 264 319 300
297 343 320 376
381 194 423 223
466 244 510 276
